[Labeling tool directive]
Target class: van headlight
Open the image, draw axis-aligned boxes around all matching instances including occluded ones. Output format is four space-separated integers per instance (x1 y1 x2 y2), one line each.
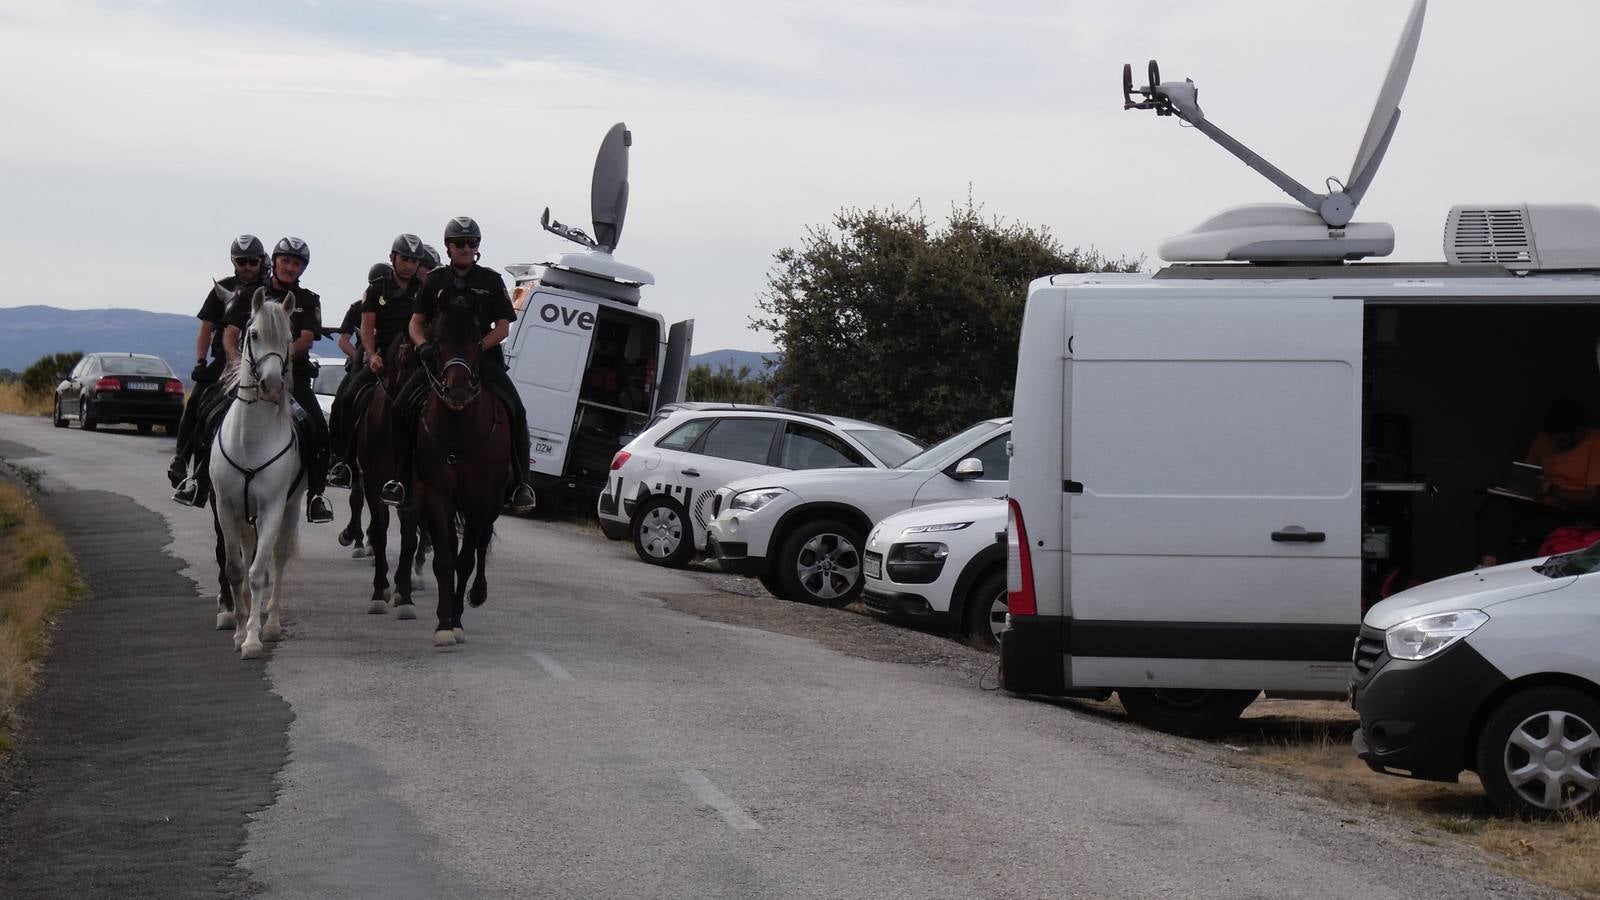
1385 610 1488 661
729 488 789 513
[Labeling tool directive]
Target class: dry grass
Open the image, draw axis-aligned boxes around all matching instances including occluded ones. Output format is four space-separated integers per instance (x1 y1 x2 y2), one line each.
0 382 51 417
0 480 85 756
1231 698 1600 897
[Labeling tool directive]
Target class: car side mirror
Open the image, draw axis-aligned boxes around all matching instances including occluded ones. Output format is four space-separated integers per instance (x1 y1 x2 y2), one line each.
951 457 984 481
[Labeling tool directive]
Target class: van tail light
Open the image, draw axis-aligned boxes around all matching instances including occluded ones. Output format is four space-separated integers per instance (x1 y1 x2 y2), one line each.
610 450 631 471
1006 497 1037 616
94 377 120 392
164 379 184 394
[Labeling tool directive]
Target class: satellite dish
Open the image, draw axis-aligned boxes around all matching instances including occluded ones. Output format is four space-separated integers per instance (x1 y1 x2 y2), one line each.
1125 0 1427 232
590 123 631 253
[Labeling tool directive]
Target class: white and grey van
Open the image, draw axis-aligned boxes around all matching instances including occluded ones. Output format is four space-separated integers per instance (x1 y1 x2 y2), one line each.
501 124 693 500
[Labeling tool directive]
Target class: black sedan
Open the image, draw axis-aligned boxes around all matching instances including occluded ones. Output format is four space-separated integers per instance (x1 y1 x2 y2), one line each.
54 353 184 434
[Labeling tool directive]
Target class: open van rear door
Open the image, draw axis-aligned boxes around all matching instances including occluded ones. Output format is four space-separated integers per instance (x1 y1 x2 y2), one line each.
1065 293 1362 693
657 319 694 407
507 290 598 481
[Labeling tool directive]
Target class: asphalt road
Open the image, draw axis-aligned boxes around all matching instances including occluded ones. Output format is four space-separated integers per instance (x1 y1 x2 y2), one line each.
0 413 1553 899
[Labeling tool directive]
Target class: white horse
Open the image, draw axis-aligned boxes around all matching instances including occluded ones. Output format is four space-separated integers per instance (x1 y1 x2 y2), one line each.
210 291 305 659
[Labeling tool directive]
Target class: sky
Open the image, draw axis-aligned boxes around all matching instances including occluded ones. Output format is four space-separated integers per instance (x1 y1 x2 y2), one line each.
2 0 1599 354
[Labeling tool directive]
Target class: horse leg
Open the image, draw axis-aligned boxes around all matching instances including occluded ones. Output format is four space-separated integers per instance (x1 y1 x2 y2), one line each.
348 475 367 557
415 522 430 575
211 501 235 630
216 509 250 652
468 525 490 609
451 522 477 643
367 501 390 614
429 508 457 647
263 503 296 643
241 508 282 659
394 507 418 619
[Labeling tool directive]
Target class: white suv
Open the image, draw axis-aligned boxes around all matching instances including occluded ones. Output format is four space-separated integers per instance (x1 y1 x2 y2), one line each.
596 405 922 568
862 498 1010 648
704 417 1012 606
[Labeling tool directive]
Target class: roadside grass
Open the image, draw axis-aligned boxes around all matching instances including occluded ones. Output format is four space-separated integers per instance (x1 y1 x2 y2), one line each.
0 480 85 757
0 382 51 417
1230 699 1600 897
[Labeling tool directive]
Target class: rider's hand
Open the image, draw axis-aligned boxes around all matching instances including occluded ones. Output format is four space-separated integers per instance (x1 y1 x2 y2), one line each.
191 359 208 381
368 353 384 374
417 342 438 367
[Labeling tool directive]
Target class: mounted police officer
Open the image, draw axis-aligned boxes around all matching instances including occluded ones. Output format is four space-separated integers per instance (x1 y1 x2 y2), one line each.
380 217 536 513
167 234 266 489
328 235 427 488
175 236 335 523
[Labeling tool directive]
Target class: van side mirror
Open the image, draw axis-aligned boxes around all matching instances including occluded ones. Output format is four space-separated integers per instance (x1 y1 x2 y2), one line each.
951 458 984 480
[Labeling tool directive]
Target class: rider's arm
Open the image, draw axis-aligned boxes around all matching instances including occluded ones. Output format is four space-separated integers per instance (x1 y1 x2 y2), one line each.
408 313 429 347
194 322 214 361
223 325 242 363
337 331 357 358
361 312 380 357
481 319 510 350
293 329 315 357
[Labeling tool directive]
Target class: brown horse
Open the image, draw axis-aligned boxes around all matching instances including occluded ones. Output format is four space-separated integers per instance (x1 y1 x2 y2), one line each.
414 301 512 646
353 335 429 619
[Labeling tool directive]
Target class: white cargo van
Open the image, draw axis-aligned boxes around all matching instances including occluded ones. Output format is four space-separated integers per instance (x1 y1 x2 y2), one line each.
1000 0 1600 734
500 124 693 498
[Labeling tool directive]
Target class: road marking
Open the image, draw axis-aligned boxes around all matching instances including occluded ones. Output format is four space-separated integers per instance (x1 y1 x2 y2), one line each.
525 650 572 682
678 769 762 832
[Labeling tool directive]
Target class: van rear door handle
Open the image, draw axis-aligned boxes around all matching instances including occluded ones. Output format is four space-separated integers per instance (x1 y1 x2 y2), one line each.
1272 527 1325 543
682 469 700 477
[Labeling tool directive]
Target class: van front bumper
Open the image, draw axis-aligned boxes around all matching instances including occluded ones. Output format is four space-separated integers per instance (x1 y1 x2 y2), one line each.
1350 638 1507 782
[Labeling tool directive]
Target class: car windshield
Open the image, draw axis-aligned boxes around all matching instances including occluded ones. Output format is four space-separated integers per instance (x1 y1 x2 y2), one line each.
846 429 924 468
313 365 346 396
1534 541 1600 578
895 420 1003 470
100 357 171 376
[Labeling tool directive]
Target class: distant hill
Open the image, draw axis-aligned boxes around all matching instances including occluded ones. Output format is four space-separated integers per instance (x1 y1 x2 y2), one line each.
0 305 345 383
688 349 780 374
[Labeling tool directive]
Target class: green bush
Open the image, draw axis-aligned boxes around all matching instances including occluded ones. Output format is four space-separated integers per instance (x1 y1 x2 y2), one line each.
19 352 82 400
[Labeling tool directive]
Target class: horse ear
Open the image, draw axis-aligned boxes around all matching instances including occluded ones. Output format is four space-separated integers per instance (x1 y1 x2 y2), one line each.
250 287 265 314
282 291 297 317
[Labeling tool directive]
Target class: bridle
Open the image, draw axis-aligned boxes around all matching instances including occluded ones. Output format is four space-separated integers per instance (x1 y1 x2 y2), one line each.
423 349 483 409
235 299 294 405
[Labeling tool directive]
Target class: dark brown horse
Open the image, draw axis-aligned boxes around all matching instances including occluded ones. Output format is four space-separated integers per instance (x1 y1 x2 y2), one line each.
353 335 429 619
414 302 513 646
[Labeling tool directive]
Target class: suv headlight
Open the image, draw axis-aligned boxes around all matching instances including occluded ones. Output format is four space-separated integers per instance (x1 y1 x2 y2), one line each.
729 488 789 513
903 521 972 535
1385 610 1489 661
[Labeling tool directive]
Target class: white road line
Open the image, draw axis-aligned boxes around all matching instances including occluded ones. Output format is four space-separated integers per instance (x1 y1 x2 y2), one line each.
525 650 573 682
678 769 762 832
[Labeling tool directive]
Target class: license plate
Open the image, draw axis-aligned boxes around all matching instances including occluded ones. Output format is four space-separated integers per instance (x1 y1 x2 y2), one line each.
128 381 160 390
864 552 882 579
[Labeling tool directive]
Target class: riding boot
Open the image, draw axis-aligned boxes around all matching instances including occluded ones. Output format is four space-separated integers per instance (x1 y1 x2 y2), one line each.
306 452 334 523
173 451 210 508
506 399 536 513
326 387 352 488
167 453 189 490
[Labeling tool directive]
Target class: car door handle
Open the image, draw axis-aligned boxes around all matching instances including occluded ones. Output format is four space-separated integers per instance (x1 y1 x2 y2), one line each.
1271 527 1326 543
682 469 700 477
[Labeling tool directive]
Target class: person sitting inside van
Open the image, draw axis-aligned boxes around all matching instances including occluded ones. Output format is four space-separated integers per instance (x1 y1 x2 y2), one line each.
1478 397 1600 567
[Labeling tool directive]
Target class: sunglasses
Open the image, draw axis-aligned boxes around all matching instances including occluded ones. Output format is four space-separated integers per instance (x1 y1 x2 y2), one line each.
447 239 480 250
233 257 263 266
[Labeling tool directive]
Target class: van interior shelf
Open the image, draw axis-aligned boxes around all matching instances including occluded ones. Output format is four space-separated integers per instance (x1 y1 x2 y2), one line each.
1362 481 1431 493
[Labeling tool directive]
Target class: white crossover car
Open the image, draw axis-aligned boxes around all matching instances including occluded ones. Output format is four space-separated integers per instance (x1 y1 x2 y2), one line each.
310 355 349 418
595 405 922 568
862 498 1010 648
705 417 1012 606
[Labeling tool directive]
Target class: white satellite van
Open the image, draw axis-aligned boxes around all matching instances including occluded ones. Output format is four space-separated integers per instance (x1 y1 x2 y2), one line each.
500 124 694 498
1000 0 1600 735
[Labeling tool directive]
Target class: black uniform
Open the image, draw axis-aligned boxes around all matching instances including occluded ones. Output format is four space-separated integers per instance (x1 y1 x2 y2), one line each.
330 275 422 465
391 264 530 495
337 300 363 374
175 274 259 463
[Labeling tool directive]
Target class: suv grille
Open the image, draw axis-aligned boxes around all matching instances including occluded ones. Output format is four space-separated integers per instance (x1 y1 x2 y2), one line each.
1351 625 1385 682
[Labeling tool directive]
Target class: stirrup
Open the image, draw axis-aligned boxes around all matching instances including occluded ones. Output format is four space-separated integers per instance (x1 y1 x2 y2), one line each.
327 462 352 489
172 478 206 508
307 494 335 524
508 483 537 514
380 480 406 507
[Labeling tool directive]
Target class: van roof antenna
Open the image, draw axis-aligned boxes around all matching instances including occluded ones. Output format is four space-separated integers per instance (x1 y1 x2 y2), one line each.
1123 0 1426 229
542 122 632 254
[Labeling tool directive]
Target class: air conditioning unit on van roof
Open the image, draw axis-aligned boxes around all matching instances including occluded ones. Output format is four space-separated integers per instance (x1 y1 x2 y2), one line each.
1444 204 1600 270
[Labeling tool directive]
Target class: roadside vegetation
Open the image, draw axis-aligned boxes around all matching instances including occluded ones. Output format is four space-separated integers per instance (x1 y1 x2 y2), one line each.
686 362 774 404
0 479 84 756
0 381 50 417
0 350 81 417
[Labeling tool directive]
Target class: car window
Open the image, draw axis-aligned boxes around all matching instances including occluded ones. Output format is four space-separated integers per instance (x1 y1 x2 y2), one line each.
657 418 714 451
845 429 923 468
781 423 867 469
898 420 1003 470
695 418 779 464
958 434 1011 481
70 359 88 378
101 357 172 375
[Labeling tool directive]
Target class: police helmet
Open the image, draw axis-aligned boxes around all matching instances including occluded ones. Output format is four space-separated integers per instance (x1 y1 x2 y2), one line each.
421 245 441 269
368 263 394 283
231 234 266 260
272 236 310 264
444 217 482 243
390 233 426 261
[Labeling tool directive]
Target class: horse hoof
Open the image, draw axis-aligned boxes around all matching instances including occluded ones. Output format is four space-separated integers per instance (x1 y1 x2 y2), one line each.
396 604 417 620
263 623 283 642
241 640 264 659
216 611 236 630
367 598 388 615
352 547 368 559
337 529 353 548
452 628 466 644
432 630 455 647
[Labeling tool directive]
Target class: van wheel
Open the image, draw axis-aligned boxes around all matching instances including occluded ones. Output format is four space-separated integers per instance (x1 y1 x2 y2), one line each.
1476 686 1600 819
53 398 68 428
776 519 864 608
1118 688 1259 738
632 496 695 568
963 570 1007 650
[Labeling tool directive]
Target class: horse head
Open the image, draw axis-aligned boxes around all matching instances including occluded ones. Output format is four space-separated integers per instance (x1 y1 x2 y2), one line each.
242 288 297 405
429 300 483 411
